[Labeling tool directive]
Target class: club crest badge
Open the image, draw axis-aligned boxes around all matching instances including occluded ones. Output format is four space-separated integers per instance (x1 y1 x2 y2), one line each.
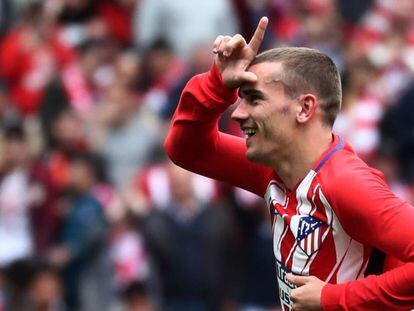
291 216 326 257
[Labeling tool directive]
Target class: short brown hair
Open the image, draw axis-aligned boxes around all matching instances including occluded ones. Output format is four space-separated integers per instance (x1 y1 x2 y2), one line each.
250 47 342 127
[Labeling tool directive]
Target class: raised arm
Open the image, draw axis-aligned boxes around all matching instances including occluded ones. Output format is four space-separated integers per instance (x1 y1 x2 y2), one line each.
164 18 272 196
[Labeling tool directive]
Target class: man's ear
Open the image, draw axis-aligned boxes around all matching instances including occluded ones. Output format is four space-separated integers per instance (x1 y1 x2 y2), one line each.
296 94 317 123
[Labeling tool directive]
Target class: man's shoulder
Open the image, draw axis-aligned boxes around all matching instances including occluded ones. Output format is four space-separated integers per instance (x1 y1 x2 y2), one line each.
318 144 386 195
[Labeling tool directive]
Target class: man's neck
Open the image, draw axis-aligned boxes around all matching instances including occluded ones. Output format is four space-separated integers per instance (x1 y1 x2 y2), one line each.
271 129 333 190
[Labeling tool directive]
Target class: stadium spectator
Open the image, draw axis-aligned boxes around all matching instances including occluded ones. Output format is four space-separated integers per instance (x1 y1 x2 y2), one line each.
121 281 155 311
40 107 89 193
109 214 149 288
0 125 36 267
39 38 112 131
26 263 64 310
0 81 20 131
138 39 187 117
0 0 14 39
0 2 74 115
380 80 414 184
48 154 111 310
57 0 97 25
134 0 239 58
133 164 239 311
89 54 161 188
96 0 137 47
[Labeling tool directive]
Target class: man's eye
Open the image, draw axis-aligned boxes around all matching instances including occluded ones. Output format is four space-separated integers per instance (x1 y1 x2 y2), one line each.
249 97 260 105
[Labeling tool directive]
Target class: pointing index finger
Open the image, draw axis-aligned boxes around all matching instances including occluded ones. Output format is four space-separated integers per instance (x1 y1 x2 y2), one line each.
248 16 268 54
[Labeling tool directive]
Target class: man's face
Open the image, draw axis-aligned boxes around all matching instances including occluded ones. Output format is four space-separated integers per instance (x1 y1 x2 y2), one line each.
3 138 29 168
231 62 299 166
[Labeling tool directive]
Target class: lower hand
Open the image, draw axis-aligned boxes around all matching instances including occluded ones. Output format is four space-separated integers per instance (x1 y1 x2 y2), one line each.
287 274 326 311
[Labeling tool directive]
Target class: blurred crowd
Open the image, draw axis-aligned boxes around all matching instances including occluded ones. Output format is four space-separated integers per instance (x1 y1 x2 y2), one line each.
0 0 413 310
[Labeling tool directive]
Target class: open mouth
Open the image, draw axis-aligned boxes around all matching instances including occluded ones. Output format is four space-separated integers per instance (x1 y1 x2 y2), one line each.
243 128 257 139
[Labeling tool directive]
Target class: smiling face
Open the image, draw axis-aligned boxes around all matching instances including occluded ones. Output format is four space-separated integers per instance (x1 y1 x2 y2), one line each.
231 62 301 166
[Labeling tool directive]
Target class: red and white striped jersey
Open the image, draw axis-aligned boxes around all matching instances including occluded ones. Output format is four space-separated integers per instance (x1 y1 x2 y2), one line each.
165 65 414 310
264 135 370 310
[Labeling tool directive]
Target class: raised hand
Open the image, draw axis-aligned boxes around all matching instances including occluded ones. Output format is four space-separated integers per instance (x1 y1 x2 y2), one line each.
213 16 268 89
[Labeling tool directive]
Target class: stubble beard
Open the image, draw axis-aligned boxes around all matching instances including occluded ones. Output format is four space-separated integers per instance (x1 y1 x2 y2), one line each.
245 147 268 166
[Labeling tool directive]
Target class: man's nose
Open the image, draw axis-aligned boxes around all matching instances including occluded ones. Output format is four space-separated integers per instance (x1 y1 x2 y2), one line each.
231 100 250 123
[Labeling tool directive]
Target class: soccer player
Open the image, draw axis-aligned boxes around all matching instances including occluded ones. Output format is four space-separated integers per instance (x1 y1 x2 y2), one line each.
164 17 414 310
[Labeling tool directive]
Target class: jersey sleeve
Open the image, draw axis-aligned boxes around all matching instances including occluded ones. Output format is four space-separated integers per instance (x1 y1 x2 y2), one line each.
164 64 272 196
321 162 414 310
